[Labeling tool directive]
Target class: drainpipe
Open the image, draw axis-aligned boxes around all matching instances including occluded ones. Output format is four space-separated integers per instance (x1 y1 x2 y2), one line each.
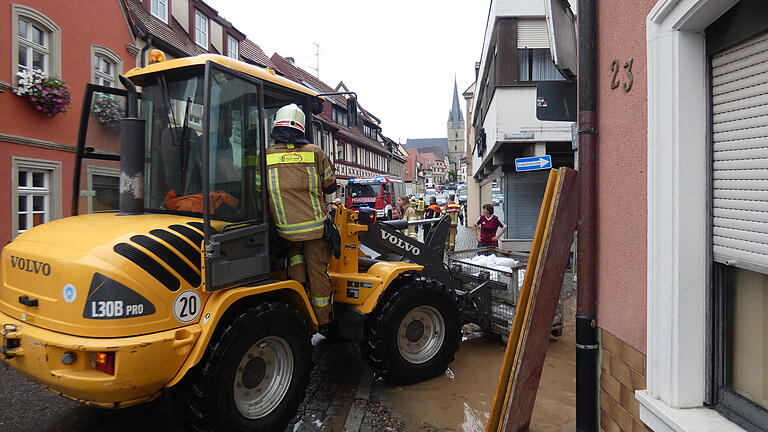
139 35 152 68
576 1 599 431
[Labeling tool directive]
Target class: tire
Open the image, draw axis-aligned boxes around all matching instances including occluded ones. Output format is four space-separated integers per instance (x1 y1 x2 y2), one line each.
171 301 312 432
362 277 461 384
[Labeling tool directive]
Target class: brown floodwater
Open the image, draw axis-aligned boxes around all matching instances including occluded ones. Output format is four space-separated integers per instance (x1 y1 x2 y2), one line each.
374 296 577 432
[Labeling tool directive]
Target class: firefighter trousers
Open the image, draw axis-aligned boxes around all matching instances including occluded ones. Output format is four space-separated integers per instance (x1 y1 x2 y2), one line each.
286 238 333 325
445 226 458 251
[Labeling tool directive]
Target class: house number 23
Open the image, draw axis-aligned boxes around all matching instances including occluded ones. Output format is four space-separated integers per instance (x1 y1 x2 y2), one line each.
610 59 633 92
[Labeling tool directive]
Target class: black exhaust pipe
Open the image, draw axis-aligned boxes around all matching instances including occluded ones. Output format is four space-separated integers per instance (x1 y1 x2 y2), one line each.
118 75 145 216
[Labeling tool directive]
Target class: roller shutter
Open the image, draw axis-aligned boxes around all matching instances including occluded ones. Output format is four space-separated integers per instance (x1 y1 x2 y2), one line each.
517 20 549 49
504 170 548 240
712 31 768 270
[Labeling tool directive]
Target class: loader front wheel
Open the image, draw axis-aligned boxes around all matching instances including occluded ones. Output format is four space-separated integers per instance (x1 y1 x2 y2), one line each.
363 278 461 384
171 301 312 432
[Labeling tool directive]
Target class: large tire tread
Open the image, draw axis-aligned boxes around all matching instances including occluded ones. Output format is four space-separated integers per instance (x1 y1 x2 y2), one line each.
362 277 461 385
171 301 312 432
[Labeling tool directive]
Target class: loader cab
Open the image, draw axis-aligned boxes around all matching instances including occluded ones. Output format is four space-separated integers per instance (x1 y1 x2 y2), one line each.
75 55 323 292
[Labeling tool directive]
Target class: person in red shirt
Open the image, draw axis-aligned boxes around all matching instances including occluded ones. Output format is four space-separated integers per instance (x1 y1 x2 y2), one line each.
473 204 507 247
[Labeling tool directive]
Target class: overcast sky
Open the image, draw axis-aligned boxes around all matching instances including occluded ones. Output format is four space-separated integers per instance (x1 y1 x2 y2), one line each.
206 0 490 144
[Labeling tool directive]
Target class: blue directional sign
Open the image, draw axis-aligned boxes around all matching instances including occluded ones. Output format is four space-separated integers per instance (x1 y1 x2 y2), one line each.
515 155 552 172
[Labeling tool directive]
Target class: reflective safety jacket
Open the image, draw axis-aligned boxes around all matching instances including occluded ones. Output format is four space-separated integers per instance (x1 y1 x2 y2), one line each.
443 202 462 226
416 200 425 212
266 142 336 241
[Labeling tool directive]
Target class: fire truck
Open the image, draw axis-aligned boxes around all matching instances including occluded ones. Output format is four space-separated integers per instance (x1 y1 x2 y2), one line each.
344 176 406 220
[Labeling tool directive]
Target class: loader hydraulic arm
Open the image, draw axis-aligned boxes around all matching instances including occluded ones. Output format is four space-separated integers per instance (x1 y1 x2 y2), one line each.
359 215 455 290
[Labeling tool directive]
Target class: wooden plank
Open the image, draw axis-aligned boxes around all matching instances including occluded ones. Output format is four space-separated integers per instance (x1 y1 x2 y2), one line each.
486 169 561 432
496 169 563 431
501 168 579 432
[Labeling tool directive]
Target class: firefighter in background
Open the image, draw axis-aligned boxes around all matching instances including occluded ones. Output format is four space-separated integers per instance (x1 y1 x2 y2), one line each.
398 196 417 239
443 195 462 251
424 196 442 237
416 196 425 219
266 104 337 329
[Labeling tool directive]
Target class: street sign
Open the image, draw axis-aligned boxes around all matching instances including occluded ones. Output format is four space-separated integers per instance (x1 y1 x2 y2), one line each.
515 155 552 172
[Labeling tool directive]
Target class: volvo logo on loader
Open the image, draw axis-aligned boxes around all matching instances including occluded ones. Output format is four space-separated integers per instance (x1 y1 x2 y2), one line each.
9 255 51 276
380 231 421 255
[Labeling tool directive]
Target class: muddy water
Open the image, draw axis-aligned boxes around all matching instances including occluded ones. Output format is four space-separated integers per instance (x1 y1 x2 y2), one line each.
374 296 577 432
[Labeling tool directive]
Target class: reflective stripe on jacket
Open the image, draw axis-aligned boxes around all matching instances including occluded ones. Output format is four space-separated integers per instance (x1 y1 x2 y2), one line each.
266 142 336 241
443 203 462 226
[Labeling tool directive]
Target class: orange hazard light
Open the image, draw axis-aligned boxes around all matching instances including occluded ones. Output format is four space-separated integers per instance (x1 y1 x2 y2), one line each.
148 49 166 64
92 351 115 375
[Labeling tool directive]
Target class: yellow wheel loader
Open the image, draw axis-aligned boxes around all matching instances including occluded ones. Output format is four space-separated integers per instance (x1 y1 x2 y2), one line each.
0 53 464 432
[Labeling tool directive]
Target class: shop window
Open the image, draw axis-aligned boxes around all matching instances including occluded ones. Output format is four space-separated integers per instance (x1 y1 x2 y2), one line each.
151 0 168 23
12 158 61 237
12 5 60 81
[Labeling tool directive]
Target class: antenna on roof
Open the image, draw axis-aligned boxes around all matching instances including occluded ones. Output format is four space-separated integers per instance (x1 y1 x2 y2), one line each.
311 42 320 78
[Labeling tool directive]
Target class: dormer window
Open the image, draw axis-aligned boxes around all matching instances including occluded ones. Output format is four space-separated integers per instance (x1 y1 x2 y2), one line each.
227 35 238 60
363 123 377 140
194 10 208 49
333 106 348 127
150 0 168 23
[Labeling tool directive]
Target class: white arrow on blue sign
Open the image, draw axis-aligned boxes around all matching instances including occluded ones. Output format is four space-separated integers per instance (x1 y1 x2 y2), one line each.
514 155 552 172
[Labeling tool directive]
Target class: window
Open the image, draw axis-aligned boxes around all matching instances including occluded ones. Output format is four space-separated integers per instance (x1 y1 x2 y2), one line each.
336 139 344 160
87 166 120 213
363 123 377 139
227 35 239 60
333 106 348 127
195 10 208 49
12 158 61 237
351 146 358 163
91 46 122 87
519 49 564 82
150 0 168 23
12 6 60 80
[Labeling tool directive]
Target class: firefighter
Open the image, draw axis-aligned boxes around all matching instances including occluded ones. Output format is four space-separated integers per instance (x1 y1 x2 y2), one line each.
266 103 337 329
424 196 441 237
398 196 417 239
416 196 425 219
443 195 462 251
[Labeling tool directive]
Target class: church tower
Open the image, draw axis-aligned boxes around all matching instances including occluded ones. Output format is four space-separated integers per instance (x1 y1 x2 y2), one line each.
447 78 465 173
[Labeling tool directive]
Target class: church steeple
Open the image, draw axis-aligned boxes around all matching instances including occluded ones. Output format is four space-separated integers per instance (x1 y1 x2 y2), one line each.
448 78 464 129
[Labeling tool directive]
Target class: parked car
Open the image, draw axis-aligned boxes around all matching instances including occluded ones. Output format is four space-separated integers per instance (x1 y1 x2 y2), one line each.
492 193 504 206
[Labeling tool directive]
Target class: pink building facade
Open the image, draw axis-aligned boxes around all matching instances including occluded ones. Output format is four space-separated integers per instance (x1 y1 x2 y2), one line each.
592 0 768 431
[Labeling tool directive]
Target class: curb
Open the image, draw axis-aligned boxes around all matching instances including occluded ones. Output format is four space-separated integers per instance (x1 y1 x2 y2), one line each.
343 365 374 432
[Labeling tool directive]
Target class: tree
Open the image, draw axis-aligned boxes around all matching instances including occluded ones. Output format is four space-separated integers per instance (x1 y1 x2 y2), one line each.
447 169 458 183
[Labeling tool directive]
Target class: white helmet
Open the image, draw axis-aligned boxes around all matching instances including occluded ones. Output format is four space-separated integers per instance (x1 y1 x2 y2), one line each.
272 103 305 132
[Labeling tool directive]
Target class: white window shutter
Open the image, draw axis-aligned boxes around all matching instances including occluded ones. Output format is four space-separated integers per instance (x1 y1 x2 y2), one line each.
517 20 549 49
712 32 768 271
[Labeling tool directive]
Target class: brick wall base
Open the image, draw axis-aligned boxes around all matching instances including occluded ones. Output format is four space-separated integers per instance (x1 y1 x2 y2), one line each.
600 329 652 432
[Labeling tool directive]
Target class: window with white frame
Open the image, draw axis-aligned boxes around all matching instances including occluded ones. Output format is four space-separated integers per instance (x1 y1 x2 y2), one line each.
91 46 122 87
12 158 61 237
150 0 168 23
13 5 60 80
195 11 208 49
227 35 239 59
87 165 120 213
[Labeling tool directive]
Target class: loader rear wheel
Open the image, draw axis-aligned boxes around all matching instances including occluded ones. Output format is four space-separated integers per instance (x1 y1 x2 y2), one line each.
362 278 461 384
171 301 312 432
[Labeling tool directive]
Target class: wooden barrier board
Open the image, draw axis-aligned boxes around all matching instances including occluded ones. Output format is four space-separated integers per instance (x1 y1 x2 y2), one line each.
486 168 579 432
